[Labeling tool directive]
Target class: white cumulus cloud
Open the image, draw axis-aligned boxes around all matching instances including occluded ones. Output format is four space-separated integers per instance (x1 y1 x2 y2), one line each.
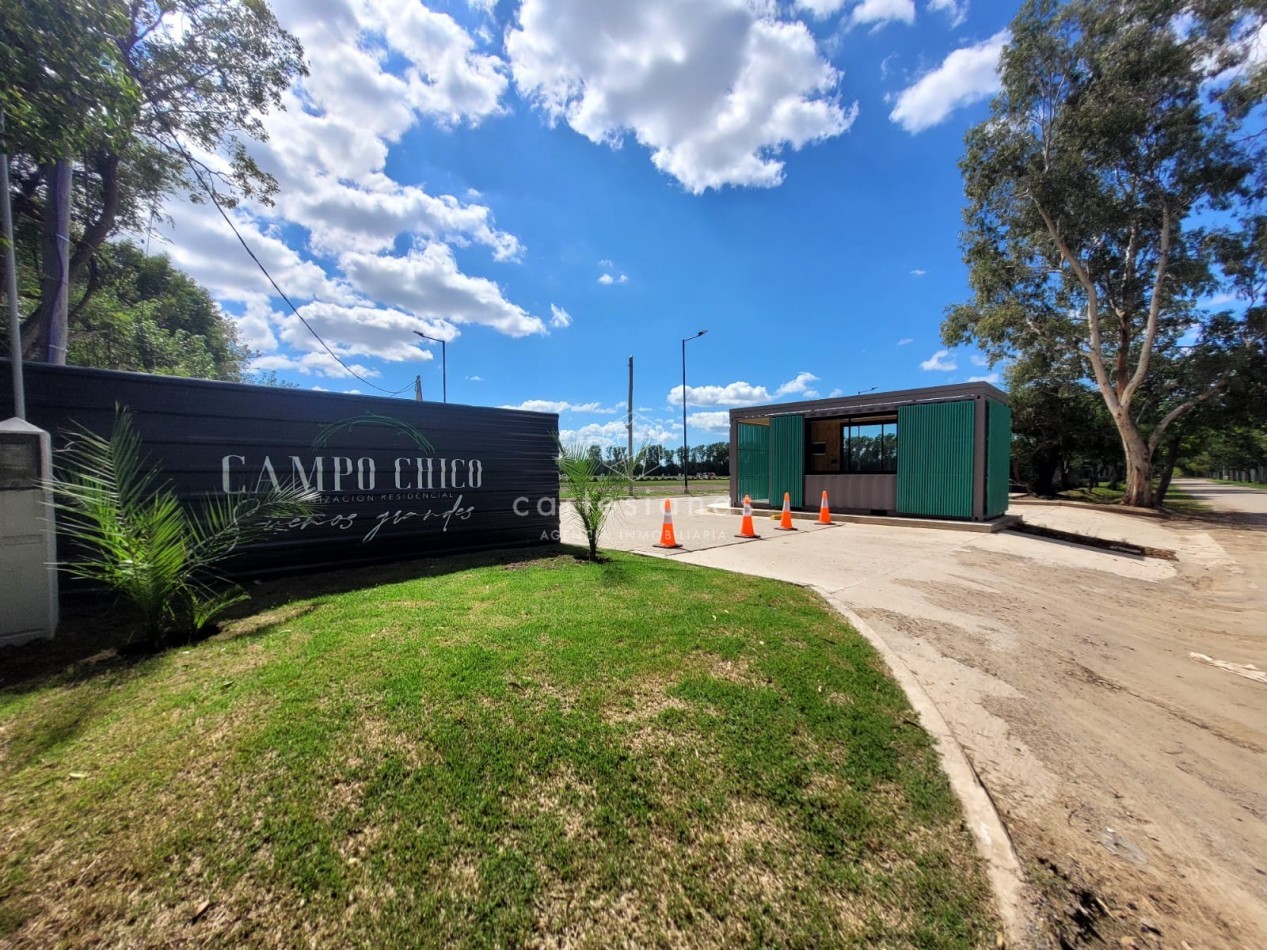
277 173 522 260
920 349 958 371
143 0 543 385
508 0 856 193
550 304 573 328
795 0 848 18
559 419 679 448
275 301 450 363
889 29 1008 132
775 371 820 397
252 351 381 380
340 244 547 337
669 381 771 407
501 399 609 414
852 0 916 29
688 410 732 432
669 371 821 407
928 0 968 28
363 0 508 126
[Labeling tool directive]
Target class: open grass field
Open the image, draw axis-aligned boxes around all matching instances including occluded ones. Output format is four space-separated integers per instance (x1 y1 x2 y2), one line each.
0 550 996 947
557 478 725 500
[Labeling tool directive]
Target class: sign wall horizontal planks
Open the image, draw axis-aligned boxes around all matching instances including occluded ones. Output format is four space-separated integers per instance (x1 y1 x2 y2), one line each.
1 362 561 575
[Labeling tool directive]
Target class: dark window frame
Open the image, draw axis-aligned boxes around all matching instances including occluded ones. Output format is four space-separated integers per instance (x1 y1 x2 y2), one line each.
804 414 899 475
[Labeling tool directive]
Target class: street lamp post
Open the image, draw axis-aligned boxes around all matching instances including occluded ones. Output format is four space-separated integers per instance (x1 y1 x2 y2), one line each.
681 330 708 494
413 330 447 403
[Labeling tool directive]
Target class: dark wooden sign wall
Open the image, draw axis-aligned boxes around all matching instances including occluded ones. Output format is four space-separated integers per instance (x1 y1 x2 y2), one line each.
1 362 561 574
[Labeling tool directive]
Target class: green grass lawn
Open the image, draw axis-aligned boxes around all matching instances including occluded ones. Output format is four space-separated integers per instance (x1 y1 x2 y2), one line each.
1058 482 1206 512
558 478 727 500
0 551 996 947
1212 478 1267 489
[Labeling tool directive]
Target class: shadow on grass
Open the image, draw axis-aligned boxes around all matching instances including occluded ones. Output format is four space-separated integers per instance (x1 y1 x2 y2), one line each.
0 543 575 697
0 681 120 779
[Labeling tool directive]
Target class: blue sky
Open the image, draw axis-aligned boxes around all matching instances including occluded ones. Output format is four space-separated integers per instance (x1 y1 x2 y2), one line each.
152 0 1016 447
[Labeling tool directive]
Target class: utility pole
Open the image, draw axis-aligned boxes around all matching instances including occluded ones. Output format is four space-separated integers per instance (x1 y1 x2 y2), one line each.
627 355 634 495
1 114 25 418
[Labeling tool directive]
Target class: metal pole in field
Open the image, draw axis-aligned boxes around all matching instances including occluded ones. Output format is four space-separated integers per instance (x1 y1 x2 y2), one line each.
1 114 25 420
681 330 707 494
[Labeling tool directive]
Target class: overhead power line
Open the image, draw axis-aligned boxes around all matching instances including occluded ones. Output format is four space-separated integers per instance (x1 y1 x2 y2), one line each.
161 131 414 397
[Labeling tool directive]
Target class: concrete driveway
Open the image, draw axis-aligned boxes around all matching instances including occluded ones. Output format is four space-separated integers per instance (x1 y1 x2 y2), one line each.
563 494 1267 948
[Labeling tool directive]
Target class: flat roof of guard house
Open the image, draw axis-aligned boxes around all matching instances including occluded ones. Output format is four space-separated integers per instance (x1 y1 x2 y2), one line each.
728 382 1011 522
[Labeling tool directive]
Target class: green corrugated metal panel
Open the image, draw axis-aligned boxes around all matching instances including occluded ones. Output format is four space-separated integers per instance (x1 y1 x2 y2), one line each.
769 415 804 508
985 400 1012 518
896 401 974 518
737 422 770 502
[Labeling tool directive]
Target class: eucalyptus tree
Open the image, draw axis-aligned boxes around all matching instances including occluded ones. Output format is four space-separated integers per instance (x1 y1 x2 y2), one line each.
944 0 1267 507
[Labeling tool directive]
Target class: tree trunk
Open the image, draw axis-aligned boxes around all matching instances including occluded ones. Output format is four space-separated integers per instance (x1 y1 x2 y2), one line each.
1119 422 1155 508
24 151 122 359
1155 434 1180 505
1031 452 1059 497
34 158 73 364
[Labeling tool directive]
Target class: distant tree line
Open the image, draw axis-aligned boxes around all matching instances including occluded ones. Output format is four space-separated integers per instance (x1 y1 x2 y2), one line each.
578 442 730 479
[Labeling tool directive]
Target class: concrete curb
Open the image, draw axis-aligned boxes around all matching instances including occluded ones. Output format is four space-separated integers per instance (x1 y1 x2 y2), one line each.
705 502 1018 534
1007 497 1168 519
816 592 1040 949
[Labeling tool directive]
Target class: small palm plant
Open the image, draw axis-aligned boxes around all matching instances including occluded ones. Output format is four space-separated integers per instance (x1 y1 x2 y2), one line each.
557 441 642 561
52 409 321 642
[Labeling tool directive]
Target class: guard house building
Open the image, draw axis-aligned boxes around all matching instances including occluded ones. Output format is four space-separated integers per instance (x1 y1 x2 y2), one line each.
728 382 1011 522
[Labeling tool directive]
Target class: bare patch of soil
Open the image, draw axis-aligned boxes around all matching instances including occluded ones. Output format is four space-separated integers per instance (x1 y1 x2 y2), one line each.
851 510 1267 948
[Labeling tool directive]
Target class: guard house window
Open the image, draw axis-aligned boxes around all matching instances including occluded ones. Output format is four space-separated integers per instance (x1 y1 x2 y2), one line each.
806 416 898 474
845 421 897 473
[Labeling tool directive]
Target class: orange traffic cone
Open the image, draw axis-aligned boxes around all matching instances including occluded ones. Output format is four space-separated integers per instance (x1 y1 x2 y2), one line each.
775 492 797 531
736 494 760 539
817 490 835 526
654 498 682 549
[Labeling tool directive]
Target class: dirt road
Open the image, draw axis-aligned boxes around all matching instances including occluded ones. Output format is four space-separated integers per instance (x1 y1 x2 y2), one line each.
1175 477 1267 517
845 506 1267 949
565 496 1267 947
